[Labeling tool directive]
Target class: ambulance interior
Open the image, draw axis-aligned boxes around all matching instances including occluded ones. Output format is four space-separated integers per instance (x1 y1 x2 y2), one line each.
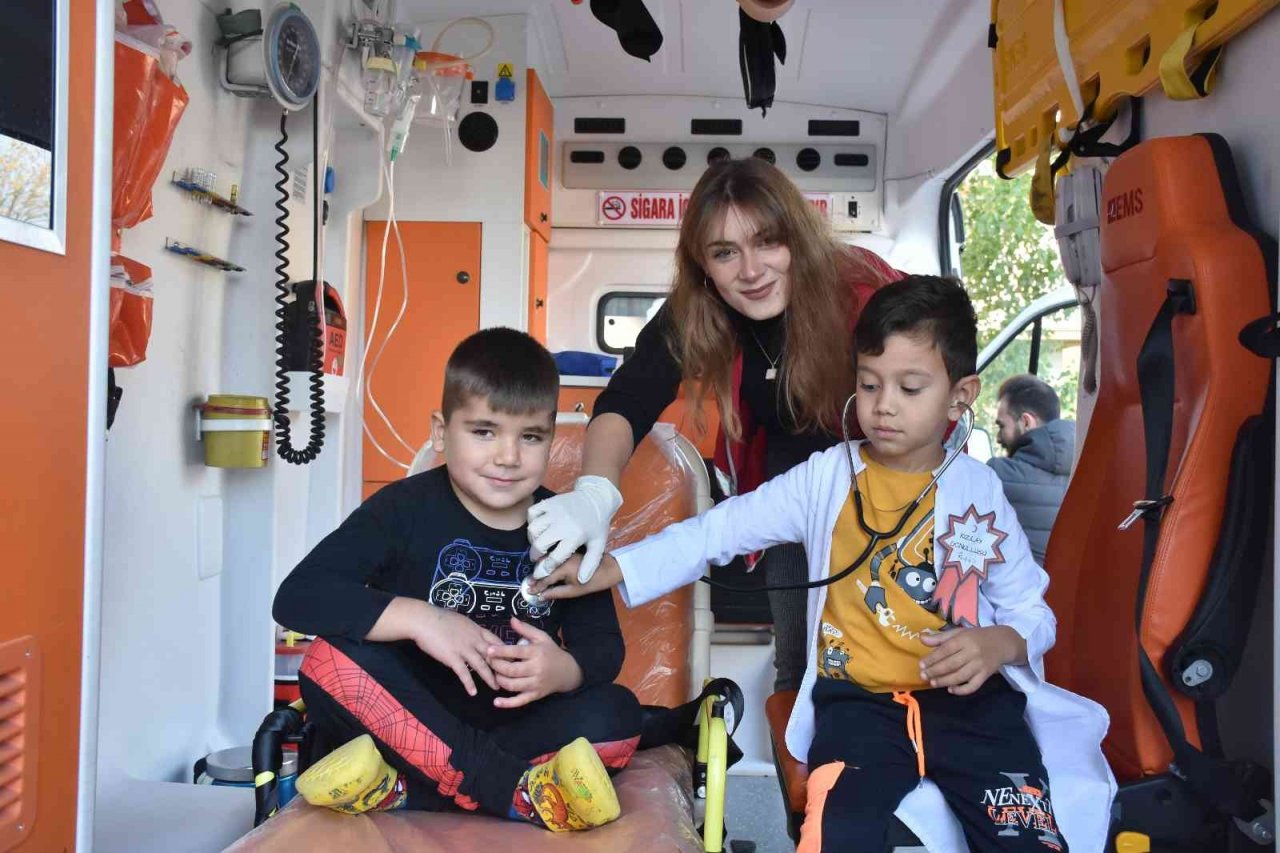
2 0 1279 851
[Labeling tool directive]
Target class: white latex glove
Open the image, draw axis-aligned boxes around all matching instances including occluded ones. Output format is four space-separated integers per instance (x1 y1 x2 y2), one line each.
527 475 623 582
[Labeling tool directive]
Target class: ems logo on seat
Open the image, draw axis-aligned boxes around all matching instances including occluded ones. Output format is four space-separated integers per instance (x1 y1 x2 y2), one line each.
1105 188 1144 224
934 506 1008 627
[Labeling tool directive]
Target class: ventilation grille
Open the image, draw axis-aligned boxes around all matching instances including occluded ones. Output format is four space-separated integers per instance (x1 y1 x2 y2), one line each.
574 117 626 134
561 142 877 192
0 637 37 852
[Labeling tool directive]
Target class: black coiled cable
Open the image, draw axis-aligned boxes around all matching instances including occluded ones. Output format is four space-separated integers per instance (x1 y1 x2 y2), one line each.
272 108 326 464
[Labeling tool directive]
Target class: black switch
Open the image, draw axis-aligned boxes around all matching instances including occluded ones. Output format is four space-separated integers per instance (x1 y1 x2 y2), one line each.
471 80 489 104
847 199 859 219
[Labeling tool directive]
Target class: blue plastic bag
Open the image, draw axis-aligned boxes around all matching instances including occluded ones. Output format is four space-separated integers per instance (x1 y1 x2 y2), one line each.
553 351 617 377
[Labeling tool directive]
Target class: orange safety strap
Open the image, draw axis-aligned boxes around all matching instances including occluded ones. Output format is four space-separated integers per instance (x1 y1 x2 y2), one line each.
892 691 926 777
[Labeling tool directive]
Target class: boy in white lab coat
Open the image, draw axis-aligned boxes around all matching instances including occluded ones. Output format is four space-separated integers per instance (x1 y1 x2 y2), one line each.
531 275 1115 852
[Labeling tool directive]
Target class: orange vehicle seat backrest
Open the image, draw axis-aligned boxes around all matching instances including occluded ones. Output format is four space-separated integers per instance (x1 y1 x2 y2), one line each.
1042 135 1272 782
544 423 698 707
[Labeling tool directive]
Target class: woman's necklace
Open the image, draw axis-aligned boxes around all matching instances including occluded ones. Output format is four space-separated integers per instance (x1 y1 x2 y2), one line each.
748 326 782 381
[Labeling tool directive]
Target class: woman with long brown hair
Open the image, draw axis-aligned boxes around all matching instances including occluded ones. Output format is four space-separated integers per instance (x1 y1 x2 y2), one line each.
528 157 901 691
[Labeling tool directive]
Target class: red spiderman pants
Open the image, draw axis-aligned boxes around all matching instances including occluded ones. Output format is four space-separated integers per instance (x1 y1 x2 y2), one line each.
299 636 642 816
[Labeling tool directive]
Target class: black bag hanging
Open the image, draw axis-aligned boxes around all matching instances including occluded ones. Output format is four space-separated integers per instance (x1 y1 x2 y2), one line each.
589 0 663 62
738 9 786 115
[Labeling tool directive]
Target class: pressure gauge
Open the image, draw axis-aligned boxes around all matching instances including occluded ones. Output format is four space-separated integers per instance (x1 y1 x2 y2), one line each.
264 4 321 110
221 4 322 107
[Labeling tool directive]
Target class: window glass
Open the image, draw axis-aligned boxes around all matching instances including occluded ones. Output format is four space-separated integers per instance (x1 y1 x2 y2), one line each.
0 0 56 231
978 305 1081 436
946 153 1080 442
597 291 666 353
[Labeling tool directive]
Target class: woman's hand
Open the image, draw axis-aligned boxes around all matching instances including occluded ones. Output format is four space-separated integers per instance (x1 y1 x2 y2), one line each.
919 625 1026 696
485 618 584 708
413 606 503 696
527 476 623 582
527 553 623 601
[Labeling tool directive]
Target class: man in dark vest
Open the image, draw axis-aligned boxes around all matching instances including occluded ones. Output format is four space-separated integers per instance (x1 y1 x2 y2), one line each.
988 374 1076 564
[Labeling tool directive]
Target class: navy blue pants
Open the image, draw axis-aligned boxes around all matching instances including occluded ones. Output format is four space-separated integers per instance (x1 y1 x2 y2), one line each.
803 677 1067 852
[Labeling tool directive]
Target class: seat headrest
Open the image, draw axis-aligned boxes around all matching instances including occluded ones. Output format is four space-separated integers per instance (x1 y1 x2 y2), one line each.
1101 134 1249 272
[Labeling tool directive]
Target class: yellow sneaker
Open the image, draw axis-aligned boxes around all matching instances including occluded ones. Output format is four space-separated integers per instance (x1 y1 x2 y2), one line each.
522 737 620 831
295 734 406 815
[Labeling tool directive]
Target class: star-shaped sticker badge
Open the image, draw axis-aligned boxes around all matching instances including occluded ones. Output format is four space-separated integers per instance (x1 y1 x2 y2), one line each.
937 505 1007 580
932 505 1008 626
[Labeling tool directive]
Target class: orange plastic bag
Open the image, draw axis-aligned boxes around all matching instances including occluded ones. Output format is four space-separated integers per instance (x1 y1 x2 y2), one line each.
112 35 188 230
109 254 154 367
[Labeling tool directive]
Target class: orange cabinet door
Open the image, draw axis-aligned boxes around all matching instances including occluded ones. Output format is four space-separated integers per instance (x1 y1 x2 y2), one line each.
0 2 99 849
524 68 553 241
362 221 482 483
529 230 549 344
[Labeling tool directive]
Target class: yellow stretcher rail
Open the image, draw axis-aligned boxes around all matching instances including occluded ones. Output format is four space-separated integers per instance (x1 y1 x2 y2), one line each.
991 0 1278 177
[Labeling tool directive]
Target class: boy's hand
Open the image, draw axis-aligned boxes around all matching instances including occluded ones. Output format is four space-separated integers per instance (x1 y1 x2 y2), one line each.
527 553 623 601
414 606 503 697
919 625 1026 696
486 617 583 709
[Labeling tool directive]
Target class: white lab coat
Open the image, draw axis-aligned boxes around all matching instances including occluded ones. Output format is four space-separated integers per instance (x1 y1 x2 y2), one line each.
614 441 1116 852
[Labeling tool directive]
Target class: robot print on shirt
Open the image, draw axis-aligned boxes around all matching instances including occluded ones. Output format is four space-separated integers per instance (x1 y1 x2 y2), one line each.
862 513 939 620
428 538 551 643
818 622 853 680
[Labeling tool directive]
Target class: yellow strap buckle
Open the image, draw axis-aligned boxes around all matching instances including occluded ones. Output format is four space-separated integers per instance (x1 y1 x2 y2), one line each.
1114 830 1151 853
1159 6 1225 100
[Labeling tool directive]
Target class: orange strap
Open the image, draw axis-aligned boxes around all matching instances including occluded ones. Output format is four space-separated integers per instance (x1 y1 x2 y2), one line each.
892 691 926 777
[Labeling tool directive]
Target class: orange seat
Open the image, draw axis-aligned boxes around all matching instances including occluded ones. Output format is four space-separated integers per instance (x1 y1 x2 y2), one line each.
545 422 700 708
765 690 806 838
765 134 1275 849
231 422 710 852
1045 134 1273 843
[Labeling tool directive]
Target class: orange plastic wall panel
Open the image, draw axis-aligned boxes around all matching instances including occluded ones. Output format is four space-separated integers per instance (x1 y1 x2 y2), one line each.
362 222 481 482
0 2 99 849
529 231 548 344
524 68 553 241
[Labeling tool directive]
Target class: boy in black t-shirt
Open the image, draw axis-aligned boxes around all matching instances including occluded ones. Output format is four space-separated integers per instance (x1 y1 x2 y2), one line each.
274 328 640 831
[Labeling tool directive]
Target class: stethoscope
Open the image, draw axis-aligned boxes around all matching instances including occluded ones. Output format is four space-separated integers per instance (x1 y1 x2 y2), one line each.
695 393 976 594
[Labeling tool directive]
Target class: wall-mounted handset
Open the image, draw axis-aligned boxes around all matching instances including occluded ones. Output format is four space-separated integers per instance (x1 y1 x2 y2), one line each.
217 4 328 464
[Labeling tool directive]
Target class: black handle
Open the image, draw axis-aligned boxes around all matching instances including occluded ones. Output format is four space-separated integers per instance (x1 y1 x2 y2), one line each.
456 271 470 284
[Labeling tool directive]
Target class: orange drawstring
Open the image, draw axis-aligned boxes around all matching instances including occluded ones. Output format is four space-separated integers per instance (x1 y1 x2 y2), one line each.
892 691 926 777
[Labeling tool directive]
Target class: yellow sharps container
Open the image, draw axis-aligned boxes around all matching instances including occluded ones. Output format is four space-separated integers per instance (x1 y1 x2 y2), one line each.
198 395 271 468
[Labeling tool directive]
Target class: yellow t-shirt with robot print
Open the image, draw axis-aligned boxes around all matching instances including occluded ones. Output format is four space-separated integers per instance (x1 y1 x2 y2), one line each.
817 449 948 692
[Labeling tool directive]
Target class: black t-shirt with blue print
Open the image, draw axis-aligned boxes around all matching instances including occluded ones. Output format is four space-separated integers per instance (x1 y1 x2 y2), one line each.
273 466 625 686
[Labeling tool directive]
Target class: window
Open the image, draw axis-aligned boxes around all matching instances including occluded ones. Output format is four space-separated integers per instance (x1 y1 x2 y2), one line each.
538 130 549 189
0 0 68 254
940 147 1080 444
595 291 666 354
979 301 1081 432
